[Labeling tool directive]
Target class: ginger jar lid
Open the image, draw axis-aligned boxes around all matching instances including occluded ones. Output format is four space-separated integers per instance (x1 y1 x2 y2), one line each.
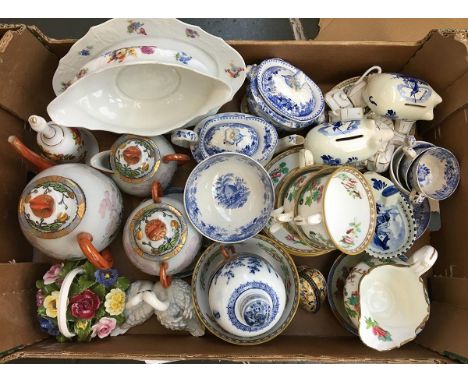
256 58 324 122
19 175 86 239
110 135 160 183
129 202 187 262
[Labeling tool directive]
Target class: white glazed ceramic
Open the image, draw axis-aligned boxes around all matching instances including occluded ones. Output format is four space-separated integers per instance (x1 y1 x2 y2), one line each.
17 163 123 262
49 45 232 136
264 148 327 256
358 245 437 351
90 134 189 197
53 18 246 98
343 256 405 328
276 166 376 255
192 235 300 345
184 153 275 243
123 193 202 277
408 146 460 201
171 113 304 165
398 141 434 189
208 254 286 337
364 172 416 259
29 115 99 165
304 119 394 168
362 73 442 121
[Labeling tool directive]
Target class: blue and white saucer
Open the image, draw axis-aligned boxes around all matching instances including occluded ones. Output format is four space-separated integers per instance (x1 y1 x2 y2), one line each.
364 172 416 259
255 58 324 123
184 152 275 243
403 194 431 240
192 113 279 164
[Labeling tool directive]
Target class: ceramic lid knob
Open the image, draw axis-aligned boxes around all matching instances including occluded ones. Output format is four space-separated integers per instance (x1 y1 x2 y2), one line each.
29 115 61 144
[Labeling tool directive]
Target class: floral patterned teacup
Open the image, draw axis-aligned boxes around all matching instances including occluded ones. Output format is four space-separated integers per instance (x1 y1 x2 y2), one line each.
90 134 190 197
358 245 437 351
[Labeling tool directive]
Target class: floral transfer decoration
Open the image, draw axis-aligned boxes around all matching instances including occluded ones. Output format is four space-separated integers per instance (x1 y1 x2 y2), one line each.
225 63 245 79
175 51 192 65
36 260 130 342
78 46 93 56
185 28 200 38
127 20 147 35
337 172 362 199
365 317 392 341
340 219 362 248
269 162 289 184
301 179 324 206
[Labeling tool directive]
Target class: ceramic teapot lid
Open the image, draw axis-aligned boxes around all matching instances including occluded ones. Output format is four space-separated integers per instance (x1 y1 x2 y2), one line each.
129 202 187 261
200 122 260 158
110 135 160 183
19 175 86 239
256 58 324 122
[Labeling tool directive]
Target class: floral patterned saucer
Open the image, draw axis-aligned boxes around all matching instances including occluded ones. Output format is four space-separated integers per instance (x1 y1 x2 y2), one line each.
363 172 416 259
184 153 274 243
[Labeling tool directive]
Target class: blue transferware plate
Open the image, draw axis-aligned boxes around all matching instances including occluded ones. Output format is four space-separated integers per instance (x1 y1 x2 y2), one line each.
184 152 275 243
256 58 324 123
364 172 416 259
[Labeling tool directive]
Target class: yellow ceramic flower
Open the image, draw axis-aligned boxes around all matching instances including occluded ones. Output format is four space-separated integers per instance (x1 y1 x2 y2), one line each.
43 291 60 318
104 288 126 316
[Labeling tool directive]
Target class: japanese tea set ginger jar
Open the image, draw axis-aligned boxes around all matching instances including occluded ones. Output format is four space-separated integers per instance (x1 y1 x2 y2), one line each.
8 18 461 351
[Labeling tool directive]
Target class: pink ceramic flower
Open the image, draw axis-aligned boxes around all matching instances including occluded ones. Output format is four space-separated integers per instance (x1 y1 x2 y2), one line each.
43 263 63 285
91 317 117 339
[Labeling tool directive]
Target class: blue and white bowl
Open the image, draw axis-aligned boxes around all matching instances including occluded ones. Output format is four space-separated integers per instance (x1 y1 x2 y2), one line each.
208 254 286 337
192 235 300 345
398 141 434 190
408 146 460 200
364 172 416 259
184 152 275 243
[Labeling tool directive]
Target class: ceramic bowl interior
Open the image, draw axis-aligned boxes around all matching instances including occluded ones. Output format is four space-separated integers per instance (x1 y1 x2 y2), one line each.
408 147 460 200
398 142 434 189
192 235 300 345
48 51 232 136
184 153 275 243
359 265 429 329
389 146 410 194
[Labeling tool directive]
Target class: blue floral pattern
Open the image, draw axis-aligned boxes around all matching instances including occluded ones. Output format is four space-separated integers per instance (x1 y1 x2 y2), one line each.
385 109 397 119
212 256 271 285
320 155 358 166
214 173 250 209
175 51 192 64
391 73 432 103
417 164 431 185
318 121 360 136
371 178 399 198
202 123 259 157
227 281 280 332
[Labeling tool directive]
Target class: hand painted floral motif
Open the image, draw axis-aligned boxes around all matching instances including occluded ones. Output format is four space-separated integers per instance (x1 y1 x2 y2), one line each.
344 291 360 318
284 233 307 245
337 173 362 199
175 51 192 64
392 73 432 103
308 231 333 247
365 317 392 341
320 155 358 166
185 28 200 38
270 162 289 184
371 178 399 198
318 121 359 136
340 220 362 248
225 63 245 79
104 288 126 316
76 68 88 80
301 179 324 206
78 46 93 56
127 20 147 35
140 46 155 55
385 109 397 119
61 80 72 92
106 48 137 64
214 173 250 209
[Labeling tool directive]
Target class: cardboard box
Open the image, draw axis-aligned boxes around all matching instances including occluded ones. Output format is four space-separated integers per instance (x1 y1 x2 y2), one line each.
0 22 467 363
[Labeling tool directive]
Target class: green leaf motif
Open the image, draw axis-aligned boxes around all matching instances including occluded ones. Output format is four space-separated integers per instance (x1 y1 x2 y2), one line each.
92 284 107 300
36 280 45 290
115 314 126 326
42 283 60 295
115 277 130 291
37 306 46 316
82 261 97 279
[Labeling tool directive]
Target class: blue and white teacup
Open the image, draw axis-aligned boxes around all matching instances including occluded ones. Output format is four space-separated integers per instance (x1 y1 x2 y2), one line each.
408 146 460 200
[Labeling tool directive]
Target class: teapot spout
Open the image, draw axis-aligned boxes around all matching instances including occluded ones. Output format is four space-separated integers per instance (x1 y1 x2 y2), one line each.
8 135 54 172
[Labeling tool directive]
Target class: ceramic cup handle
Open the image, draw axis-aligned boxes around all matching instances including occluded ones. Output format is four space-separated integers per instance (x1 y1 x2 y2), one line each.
162 153 191 165
89 150 114 174
275 135 305 154
151 181 163 203
299 149 314 168
57 267 85 338
408 245 438 277
77 232 113 270
170 129 199 149
294 213 322 226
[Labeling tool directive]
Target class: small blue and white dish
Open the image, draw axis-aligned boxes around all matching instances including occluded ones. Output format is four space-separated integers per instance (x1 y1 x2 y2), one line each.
191 235 300 345
184 152 275 243
208 254 286 337
172 113 304 165
364 172 416 259
398 141 434 190
255 58 324 123
403 194 431 240
408 146 460 200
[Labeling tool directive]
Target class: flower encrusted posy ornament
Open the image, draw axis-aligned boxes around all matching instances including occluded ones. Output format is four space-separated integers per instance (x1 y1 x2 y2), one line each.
36 260 130 342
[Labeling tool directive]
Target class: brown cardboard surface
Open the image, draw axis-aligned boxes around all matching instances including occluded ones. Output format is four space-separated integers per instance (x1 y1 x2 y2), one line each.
0 26 58 121
317 19 468 42
0 24 467 362
14 335 449 363
0 263 49 355
430 276 468 310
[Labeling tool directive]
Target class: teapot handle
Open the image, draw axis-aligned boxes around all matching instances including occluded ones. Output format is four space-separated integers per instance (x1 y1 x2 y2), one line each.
159 262 172 289
89 150 114 174
57 267 85 338
8 135 54 172
151 181 163 203
162 153 191 165
77 232 113 270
